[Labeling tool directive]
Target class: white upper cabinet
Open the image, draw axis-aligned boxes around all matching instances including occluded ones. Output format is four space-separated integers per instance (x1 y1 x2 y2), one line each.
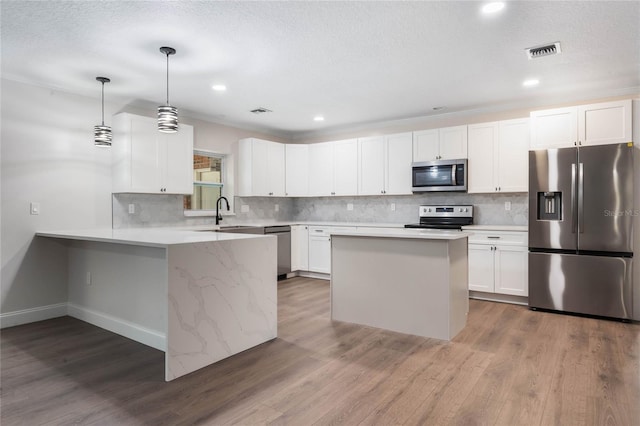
112 112 194 194
412 129 439 161
579 100 633 146
285 144 309 196
497 119 529 193
358 132 413 195
358 136 385 195
530 99 631 149
333 139 358 196
384 132 413 195
413 125 467 161
467 122 498 194
237 138 285 196
308 142 334 196
309 139 358 196
468 118 529 194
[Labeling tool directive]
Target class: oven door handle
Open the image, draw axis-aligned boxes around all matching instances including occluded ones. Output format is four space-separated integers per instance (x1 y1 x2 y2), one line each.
451 164 457 185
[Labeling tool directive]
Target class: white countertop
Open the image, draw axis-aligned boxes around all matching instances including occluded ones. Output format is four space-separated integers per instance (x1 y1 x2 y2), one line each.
462 225 528 232
330 228 469 240
36 228 270 248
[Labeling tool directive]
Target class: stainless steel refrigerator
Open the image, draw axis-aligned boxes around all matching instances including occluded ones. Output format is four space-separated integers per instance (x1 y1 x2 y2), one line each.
528 143 634 319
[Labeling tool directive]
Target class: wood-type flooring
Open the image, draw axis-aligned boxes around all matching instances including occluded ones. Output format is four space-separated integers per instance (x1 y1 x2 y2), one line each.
1 277 639 425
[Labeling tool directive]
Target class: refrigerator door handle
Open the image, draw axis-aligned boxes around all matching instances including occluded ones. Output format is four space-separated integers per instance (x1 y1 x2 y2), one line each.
571 163 577 233
578 162 584 233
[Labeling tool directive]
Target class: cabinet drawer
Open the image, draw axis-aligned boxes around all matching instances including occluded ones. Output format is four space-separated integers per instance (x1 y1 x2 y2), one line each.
308 226 355 237
467 231 527 246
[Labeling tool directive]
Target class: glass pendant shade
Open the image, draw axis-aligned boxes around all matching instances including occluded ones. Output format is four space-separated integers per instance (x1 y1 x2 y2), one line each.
158 47 178 133
94 76 112 147
158 105 178 133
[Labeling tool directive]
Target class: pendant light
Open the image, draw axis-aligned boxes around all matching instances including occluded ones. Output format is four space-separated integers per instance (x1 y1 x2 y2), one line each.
94 77 112 147
158 46 178 133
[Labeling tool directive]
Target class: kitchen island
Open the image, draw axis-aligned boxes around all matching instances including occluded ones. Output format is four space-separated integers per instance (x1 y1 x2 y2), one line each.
36 228 277 381
330 229 468 341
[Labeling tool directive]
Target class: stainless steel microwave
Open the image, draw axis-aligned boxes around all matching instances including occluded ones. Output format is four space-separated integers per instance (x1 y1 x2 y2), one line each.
411 159 467 192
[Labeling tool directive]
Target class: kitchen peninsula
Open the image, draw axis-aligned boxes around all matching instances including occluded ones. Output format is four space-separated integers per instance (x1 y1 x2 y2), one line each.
330 229 468 340
36 229 277 381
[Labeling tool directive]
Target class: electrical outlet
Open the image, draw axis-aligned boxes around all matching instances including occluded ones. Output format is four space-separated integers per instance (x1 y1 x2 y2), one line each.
30 202 40 215
241 204 250 213
86 272 92 286
505 201 511 211
274 204 279 212
390 203 396 211
347 203 354 211
128 204 135 214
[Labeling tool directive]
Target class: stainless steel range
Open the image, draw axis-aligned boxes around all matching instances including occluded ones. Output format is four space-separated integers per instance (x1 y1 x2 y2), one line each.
404 205 473 230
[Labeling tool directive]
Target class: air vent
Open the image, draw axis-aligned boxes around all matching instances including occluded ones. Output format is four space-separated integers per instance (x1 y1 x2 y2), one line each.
250 107 272 114
526 42 561 59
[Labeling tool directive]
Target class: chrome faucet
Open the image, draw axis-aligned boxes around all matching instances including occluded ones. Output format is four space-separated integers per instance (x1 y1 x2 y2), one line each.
215 196 230 225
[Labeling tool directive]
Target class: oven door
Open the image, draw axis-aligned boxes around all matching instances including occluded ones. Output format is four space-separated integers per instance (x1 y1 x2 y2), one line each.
412 159 467 192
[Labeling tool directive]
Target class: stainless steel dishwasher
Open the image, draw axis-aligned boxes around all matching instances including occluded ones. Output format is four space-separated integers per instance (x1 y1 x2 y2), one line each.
216 225 291 278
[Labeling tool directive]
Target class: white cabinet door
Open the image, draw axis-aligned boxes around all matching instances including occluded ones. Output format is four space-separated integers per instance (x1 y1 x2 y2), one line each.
494 245 528 297
579 100 632 146
162 124 194 194
385 132 413 195
497 118 529 193
439 125 468 159
291 225 309 271
333 139 358 196
113 113 193 194
266 141 285 196
285 144 309 196
413 129 439 161
308 142 334 196
468 244 495 292
530 107 577 149
250 139 269 196
358 136 385 195
129 115 161 192
467 122 498 194
308 235 330 273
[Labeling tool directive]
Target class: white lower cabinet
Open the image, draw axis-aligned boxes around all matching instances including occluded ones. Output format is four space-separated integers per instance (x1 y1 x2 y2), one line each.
307 226 355 274
291 225 309 271
468 230 528 297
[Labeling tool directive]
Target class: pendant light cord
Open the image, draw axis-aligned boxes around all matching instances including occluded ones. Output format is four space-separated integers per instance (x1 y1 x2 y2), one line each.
101 81 105 126
166 52 170 105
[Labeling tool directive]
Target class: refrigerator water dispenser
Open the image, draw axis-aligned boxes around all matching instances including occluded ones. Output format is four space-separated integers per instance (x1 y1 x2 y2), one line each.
537 192 562 221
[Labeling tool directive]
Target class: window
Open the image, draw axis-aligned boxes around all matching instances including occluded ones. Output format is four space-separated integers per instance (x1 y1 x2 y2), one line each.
184 150 225 211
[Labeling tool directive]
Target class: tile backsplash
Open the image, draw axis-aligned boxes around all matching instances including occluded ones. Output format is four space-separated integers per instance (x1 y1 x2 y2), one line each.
113 192 527 228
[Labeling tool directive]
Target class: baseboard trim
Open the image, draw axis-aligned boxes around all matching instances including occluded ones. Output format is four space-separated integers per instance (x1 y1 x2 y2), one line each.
294 271 330 281
0 303 68 329
469 291 528 306
67 304 166 352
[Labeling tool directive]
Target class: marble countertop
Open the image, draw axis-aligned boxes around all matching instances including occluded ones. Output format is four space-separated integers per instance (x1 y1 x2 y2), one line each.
36 228 270 248
180 221 407 231
461 225 528 232
330 228 469 240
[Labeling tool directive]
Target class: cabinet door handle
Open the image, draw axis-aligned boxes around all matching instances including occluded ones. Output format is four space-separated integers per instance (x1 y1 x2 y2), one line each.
487 236 501 239
498 187 501 191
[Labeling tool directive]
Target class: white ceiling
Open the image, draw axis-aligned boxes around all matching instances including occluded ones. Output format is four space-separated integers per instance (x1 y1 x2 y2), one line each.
2 1 639 139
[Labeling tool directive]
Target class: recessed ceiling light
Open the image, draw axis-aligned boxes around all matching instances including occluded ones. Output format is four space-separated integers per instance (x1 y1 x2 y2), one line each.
211 84 226 92
314 116 325 122
482 2 505 14
523 79 540 87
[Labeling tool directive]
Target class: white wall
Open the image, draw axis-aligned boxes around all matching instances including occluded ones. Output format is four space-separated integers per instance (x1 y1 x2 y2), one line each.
1 79 113 323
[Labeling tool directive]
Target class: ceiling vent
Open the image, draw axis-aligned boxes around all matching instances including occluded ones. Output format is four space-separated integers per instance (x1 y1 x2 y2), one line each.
250 107 272 114
525 42 562 59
